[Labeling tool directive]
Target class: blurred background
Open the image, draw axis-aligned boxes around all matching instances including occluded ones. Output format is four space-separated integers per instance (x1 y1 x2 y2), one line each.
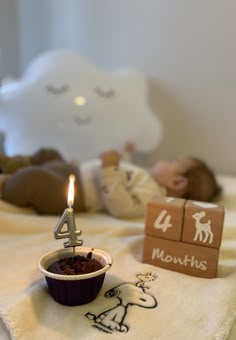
0 0 235 174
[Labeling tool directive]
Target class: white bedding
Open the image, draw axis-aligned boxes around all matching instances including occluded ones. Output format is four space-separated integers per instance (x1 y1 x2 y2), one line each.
0 175 236 340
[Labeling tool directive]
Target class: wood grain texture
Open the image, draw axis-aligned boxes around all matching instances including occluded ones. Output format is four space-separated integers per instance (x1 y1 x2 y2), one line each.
145 198 186 241
142 235 219 278
182 200 225 249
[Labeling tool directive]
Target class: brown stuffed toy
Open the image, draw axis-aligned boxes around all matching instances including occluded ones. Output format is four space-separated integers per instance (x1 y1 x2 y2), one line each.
0 148 64 174
0 153 32 174
1 148 85 214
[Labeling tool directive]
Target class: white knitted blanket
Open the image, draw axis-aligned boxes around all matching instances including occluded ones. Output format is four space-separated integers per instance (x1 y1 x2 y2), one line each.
0 175 236 340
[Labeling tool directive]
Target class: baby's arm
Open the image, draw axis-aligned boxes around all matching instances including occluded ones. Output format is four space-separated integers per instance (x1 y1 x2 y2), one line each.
99 151 161 218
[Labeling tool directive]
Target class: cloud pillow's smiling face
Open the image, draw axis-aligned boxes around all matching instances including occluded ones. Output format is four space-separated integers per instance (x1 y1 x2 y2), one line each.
0 50 162 161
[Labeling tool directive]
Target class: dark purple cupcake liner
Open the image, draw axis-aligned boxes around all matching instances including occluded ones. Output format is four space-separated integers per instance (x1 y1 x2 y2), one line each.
38 247 112 306
46 273 105 306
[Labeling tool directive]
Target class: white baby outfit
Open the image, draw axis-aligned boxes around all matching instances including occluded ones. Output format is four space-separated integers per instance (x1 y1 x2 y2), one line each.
80 159 166 218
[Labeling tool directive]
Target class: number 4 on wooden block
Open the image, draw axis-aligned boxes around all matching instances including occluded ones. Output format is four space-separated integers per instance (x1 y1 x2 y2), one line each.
145 198 186 241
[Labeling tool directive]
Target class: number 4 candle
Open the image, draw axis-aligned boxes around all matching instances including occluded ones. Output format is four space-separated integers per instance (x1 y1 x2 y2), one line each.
54 174 83 251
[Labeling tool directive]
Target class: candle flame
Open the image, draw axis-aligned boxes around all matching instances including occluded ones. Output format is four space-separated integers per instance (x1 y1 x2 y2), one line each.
67 174 75 208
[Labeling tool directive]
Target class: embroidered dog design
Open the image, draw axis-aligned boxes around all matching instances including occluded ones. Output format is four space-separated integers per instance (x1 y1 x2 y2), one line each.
192 211 213 244
86 272 158 333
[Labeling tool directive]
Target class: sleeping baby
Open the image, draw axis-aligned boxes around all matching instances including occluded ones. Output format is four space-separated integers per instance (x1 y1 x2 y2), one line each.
0 148 221 217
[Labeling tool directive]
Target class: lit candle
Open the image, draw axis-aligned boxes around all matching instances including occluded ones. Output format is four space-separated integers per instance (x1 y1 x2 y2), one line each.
54 174 83 249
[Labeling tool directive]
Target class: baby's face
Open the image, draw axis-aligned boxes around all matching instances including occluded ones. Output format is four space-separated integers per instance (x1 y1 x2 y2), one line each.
151 157 195 195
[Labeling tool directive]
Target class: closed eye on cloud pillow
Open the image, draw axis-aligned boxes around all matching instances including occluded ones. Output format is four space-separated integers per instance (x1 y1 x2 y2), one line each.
0 49 163 163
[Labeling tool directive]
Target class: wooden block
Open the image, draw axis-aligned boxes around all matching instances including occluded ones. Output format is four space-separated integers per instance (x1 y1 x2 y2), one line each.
145 198 186 241
142 235 219 278
182 200 225 249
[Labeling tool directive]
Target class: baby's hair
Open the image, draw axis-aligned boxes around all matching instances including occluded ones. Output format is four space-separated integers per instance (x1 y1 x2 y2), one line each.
183 158 222 202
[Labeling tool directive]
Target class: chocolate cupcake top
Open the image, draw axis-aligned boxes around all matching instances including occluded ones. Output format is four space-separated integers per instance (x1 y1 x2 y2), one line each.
47 254 103 275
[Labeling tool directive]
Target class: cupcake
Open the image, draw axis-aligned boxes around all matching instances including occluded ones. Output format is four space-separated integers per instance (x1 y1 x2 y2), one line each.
38 247 112 306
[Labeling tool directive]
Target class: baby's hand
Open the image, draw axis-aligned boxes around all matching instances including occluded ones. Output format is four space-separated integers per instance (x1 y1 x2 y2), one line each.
124 142 135 153
99 150 121 168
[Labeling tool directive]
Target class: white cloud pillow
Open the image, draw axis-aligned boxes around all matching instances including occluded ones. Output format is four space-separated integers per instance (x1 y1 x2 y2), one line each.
0 49 162 162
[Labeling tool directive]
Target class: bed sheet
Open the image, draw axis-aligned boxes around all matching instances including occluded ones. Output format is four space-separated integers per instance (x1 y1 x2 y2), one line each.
0 175 236 340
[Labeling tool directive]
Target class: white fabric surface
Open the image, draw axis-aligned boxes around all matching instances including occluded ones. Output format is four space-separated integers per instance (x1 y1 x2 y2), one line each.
0 175 236 340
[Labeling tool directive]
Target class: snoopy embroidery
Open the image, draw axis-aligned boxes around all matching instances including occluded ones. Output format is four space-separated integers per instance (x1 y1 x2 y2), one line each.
86 272 158 333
